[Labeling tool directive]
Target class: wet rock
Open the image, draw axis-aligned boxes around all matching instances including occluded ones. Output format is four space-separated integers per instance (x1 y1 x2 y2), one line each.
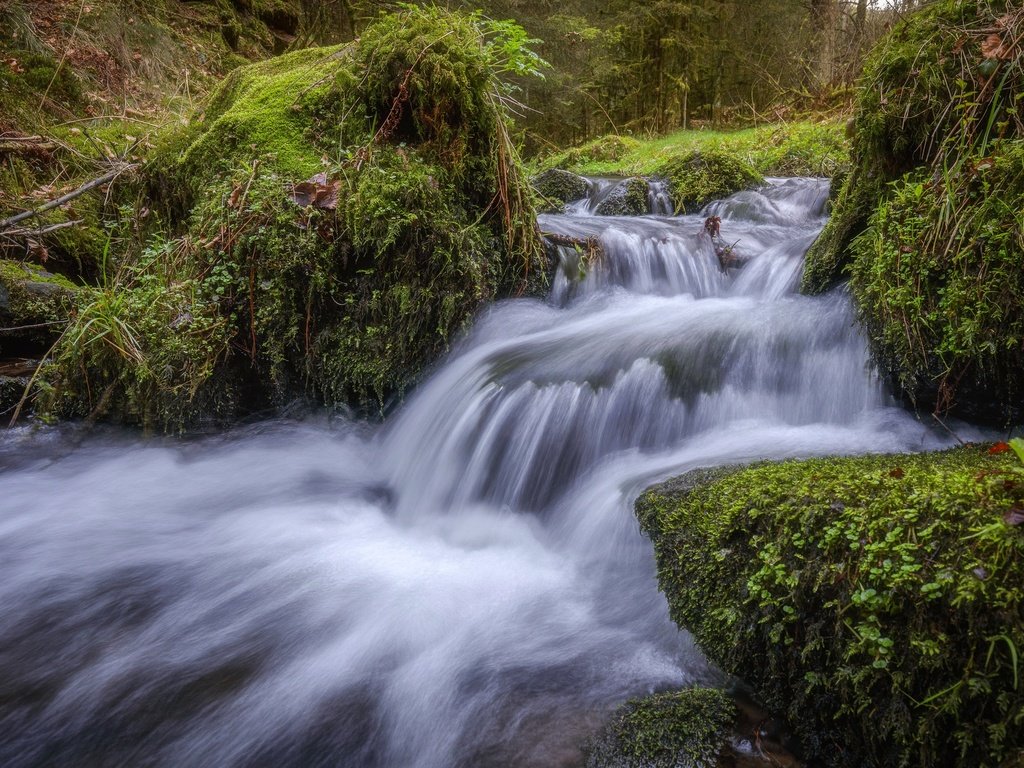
595 177 649 216
532 168 590 213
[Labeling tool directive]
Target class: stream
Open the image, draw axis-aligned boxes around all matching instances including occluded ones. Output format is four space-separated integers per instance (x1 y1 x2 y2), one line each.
0 178 971 767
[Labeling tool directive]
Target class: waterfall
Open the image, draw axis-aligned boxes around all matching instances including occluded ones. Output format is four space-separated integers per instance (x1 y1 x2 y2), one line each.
0 178 968 768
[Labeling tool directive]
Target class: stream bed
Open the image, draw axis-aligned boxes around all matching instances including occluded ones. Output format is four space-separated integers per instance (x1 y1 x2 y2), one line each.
0 179 972 767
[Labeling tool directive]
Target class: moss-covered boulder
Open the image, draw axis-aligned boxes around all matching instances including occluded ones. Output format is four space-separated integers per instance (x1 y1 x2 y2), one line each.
532 168 590 212
637 446 1024 768
585 688 735 768
0 260 77 355
801 1 1024 424
595 177 650 216
35 6 545 429
656 150 762 214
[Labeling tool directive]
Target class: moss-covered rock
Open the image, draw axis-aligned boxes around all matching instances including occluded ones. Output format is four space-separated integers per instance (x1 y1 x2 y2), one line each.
0 260 77 355
595 177 649 216
37 6 545 429
849 147 1024 425
656 150 763 214
532 168 589 212
801 0 988 294
801 1 1024 424
637 446 1024 768
585 688 735 768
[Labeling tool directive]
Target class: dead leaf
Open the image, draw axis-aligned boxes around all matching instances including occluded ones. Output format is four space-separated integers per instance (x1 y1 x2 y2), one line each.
1004 507 1024 526
989 442 1010 454
889 467 905 479
982 33 1014 61
289 173 341 211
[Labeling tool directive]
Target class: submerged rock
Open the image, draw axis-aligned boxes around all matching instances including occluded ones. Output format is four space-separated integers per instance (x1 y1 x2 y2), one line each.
595 177 650 216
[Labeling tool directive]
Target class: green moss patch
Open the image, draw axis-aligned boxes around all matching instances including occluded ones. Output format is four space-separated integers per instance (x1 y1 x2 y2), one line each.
585 688 734 768
535 122 849 180
637 446 1024 767
532 168 589 212
36 6 545 429
803 0 1024 423
656 150 763 214
0 260 77 353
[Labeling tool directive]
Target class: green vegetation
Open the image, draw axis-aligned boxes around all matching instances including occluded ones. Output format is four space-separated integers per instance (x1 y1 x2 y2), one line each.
585 688 734 768
802 0 1024 423
536 122 849 179
637 446 1024 768
533 122 847 213
0 260 77 352
33 5 545 429
657 150 763 214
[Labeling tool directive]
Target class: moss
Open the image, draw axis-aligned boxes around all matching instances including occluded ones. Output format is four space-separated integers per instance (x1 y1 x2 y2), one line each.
35 243 234 430
40 6 546 428
0 260 78 353
595 177 649 216
802 0 1014 292
532 168 589 212
539 134 642 172
656 149 763 214
534 122 849 181
637 446 1024 768
585 688 734 768
848 146 1024 425
802 0 1024 422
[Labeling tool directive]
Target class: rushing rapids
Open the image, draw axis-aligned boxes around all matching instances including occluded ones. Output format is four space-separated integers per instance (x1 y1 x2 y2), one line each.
0 179 973 767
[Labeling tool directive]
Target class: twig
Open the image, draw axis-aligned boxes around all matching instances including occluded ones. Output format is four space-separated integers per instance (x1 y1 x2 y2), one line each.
0 165 137 231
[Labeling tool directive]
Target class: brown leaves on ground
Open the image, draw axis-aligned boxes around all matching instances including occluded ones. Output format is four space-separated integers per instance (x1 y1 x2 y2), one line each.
289 173 341 211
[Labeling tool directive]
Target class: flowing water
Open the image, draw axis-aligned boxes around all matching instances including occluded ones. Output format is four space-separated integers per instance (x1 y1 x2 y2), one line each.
0 179 971 767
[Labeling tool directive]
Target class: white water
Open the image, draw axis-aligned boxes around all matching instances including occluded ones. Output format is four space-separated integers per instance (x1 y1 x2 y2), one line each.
0 179 970 767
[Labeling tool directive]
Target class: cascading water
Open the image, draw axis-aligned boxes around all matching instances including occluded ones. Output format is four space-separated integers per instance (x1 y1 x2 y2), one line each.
0 178 973 768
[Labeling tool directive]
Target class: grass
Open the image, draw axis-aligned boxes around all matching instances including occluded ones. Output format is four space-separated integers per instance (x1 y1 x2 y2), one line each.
533 121 850 178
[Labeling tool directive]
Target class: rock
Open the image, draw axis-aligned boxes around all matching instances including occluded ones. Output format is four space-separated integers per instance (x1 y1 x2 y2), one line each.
656 150 762 214
595 177 649 216
532 168 590 213
584 688 735 768
636 447 1024 767
0 260 77 355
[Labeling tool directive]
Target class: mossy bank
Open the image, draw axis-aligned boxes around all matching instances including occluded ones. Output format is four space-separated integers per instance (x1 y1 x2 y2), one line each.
533 122 848 214
636 446 1024 768
26 6 545 430
803 0 1024 425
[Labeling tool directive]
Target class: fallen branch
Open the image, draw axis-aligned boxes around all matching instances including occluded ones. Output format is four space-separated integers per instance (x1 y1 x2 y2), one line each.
1 220 84 239
0 164 138 231
541 231 600 250
0 135 57 153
